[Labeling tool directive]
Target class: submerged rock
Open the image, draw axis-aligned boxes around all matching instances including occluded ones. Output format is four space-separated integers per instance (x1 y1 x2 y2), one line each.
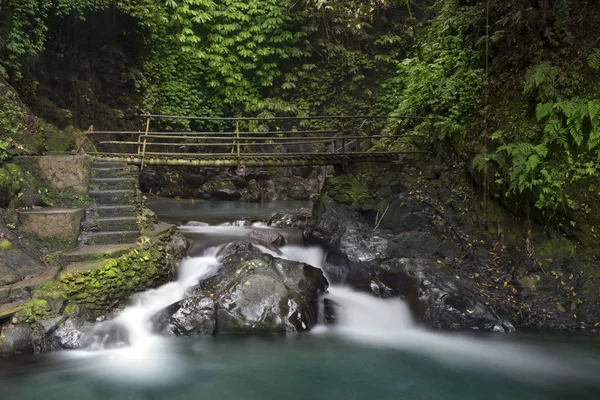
153 242 328 335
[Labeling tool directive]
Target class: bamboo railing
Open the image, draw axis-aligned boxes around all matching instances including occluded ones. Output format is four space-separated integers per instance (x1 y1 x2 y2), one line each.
89 114 429 168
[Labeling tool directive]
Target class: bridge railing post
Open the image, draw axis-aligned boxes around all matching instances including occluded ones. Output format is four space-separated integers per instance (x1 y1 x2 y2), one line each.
140 116 151 169
236 121 241 170
341 120 346 169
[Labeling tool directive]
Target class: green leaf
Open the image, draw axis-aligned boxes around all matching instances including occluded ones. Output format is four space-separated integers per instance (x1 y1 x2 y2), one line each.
536 102 554 121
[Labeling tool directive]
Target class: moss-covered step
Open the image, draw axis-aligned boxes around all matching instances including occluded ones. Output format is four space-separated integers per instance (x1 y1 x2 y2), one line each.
90 178 137 190
89 189 138 205
0 300 29 322
89 205 139 218
56 244 134 265
18 208 85 249
92 166 139 179
0 266 62 306
82 231 140 245
82 217 139 232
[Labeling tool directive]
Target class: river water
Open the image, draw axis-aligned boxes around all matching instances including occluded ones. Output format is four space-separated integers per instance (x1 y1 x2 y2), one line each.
1 200 599 400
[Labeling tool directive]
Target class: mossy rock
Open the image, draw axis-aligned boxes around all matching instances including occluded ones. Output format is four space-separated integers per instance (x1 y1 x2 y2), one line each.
11 132 46 154
40 123 74 153
0 82 25 138
0 239 14 251
0 163 24 207
18 242 176 322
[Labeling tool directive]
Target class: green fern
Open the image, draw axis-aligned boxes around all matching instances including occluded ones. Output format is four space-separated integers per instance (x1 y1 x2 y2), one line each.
587 49 600 70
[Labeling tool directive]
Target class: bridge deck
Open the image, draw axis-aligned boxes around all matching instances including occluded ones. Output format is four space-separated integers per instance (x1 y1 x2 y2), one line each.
91 152 405 167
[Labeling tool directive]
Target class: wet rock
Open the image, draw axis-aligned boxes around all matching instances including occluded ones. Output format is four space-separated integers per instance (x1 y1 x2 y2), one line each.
155 242 328 335
240 179 265 202
268 207 312 229
305 196 513 331
289 184 309 200
577 301 600 325
434 241 461 260
250 229 286 246
199 180 241 201
0 324 34 356
47 317 94 350
153 297 216 336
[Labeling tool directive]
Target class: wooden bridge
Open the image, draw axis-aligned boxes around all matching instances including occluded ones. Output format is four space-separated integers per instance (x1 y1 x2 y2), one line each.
89 115 426 168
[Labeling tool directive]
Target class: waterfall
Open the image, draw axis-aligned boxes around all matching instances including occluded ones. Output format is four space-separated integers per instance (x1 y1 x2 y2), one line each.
85 247 222 350
319 286 596 384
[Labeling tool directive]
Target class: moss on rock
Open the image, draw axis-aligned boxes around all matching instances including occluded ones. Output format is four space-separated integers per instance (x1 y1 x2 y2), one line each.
40 123 74 153
0 239 14 251
15 241 177 323
324 164 405 211
0 163 24 207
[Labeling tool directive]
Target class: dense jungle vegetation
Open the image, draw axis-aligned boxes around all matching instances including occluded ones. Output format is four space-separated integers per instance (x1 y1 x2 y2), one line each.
2 0 600 234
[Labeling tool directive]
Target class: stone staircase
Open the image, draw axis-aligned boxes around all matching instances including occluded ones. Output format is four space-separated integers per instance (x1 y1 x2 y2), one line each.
79 161 142 246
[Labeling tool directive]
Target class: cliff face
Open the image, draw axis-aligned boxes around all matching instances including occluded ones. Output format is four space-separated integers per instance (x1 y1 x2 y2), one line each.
7 7 143 131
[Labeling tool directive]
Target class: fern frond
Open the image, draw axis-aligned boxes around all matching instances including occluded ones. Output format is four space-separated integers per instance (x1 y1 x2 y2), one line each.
536 102 554 121
588 101 600 122
587 48 600 70
589 128 600 150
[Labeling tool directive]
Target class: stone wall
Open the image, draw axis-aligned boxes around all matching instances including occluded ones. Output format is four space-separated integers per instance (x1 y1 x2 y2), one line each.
37 155 90 194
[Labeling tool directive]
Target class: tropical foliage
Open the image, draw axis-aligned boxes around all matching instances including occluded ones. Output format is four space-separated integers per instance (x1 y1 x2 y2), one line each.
3 0 600 218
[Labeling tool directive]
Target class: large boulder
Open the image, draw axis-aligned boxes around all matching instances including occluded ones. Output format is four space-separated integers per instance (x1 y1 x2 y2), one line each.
153 242 328 335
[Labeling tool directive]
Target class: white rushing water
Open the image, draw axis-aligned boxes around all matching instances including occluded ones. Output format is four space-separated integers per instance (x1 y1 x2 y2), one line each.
111 247 221 349
64 224 597 387
65 247 223 384
271 244 597 385
320 286 597 384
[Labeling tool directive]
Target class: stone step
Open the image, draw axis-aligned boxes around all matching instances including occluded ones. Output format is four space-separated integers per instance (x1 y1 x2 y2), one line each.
83 231 140 245
93 166 139 179
89 190 138 205
18 208 86 249
82 217 139 232
0 300 30 321
57 244 133 265
0 266 62 306
90 177 137 190
89 205 138 219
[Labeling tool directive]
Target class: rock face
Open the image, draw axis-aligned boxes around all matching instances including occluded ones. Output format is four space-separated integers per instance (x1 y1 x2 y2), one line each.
153 242 328 335
139 165 321 201
306 190 515 332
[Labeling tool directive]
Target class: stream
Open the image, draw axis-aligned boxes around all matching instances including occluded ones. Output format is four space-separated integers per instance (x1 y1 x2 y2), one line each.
1 200 600 400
